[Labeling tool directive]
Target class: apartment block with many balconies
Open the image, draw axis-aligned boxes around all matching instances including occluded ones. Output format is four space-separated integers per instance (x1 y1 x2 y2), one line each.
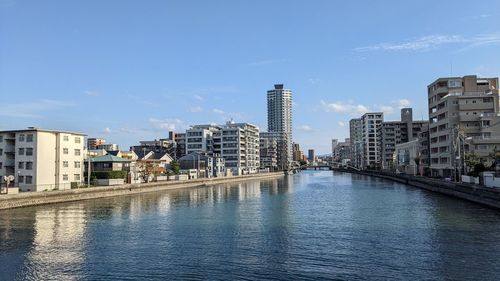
360 113 384 169
428 75 499 177
0 128 85 192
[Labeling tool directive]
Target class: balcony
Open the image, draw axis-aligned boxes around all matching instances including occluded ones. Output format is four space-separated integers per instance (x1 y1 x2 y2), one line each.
459 103 494 111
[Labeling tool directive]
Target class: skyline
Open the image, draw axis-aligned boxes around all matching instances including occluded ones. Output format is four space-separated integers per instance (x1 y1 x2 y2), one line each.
1 1 500 154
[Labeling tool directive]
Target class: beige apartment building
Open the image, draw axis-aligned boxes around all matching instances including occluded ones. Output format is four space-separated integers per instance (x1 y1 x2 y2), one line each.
0 128 85 192
428 75 499 177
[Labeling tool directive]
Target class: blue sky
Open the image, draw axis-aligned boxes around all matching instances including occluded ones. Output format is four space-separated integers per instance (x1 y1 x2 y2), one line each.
1 0 499 154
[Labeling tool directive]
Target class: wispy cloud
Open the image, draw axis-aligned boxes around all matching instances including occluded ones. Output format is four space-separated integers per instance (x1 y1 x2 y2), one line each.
297 125 314 132
83 90 100 97
102 127 112 134
307 78 320 85
148 118 186 131
212 108 225 114
190 106 203 113
355 33 500 52
321 100 370 115
193 94 204 101
338 121 346 127
0 99 76 118
321 100 401 116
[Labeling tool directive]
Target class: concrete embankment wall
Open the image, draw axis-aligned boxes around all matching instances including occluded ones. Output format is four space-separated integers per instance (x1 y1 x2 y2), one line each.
334 169 500 210
0 172 284 210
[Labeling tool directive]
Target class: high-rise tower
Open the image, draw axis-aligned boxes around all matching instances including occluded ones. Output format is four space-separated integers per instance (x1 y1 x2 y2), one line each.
267 84 293 167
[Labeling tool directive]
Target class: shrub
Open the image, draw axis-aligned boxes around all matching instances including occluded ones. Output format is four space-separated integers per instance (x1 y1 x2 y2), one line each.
85 170 128 179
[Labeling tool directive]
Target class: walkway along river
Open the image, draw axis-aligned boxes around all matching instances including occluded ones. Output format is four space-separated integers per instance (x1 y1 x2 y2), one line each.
1 171 500 280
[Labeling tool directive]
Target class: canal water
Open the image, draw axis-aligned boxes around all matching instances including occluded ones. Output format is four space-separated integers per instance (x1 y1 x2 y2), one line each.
1 171 500 280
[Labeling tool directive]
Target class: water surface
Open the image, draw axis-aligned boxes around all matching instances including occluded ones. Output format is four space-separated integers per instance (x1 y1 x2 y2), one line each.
1 171 500 280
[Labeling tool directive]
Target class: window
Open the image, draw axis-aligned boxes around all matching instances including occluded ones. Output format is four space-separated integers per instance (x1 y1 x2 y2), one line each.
63 174 68 181
74 174 81 181
26 176 32 184
26 162 33 170
26 148 33 156
0 149 2 156
63 148 69 154
18 148 24 155
63 135 69 141
75 137 81 144
74 161 81 168
18 162 24 169
74 149 81 156
0 162 3 169
26 134 33 142
63 161 69 167
0 135 3 142
19 134 25 141
18 175 24 183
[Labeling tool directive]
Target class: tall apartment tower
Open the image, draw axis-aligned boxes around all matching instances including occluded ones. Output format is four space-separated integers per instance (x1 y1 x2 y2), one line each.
361 112 384 169
428 75 500 178
349 118 363 168
267 84 293 167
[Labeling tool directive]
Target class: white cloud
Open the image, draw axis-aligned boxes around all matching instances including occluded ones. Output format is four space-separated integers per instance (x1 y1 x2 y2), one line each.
148 118 186 131
379 105 394 114
321 100 370 115
102 127 112 134
297 125 313 131
0 99 76 118
355 33 500 52
193 94 204 101
212 108 225 114
190 106 203 113
395 99 411 108
338 121 346 127
84 90 100 97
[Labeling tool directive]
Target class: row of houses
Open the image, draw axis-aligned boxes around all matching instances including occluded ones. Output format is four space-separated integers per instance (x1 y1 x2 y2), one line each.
336 75 500 179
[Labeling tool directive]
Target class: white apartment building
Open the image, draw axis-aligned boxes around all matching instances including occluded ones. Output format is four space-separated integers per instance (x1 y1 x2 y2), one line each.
267 84 293 167
185 125 220 155
213 121 260 175
349 118 363 168
0 128 85 192
361 112 384 169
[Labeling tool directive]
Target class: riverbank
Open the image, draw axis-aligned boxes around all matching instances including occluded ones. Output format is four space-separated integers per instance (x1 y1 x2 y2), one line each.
334 168 500 210
0 172 285 210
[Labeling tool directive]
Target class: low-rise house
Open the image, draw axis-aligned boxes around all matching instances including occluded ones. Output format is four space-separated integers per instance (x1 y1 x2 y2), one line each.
178 152 225 178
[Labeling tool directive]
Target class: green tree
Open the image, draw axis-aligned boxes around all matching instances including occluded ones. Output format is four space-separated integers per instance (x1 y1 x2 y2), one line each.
464 153 481 173
170 160 180 175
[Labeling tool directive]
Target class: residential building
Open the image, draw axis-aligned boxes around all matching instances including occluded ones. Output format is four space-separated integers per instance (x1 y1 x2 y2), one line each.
185 125 220 156
349 118 363 168
267 84 293 168
0 128 85 192
361 112 384 169
259 135 278 171
96 143 120 151
394 139 420 175
378 108 428 170
130 139 176 161
332 138 352 166
262 131 288 170
427 75 499 177
85 154 131 173
292 143 305 162
213 121 260 175
178 152 226 178
87 138 105 150
331 139 338 157
169 131 186 158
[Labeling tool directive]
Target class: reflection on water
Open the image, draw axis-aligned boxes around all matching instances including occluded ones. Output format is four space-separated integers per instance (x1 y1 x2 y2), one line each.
1 172 500 280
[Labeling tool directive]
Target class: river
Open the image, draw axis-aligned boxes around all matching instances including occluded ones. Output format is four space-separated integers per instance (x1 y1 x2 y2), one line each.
1 171 500 280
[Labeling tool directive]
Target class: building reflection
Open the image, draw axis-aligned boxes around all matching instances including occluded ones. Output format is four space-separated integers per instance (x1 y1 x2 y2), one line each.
20 205 87 280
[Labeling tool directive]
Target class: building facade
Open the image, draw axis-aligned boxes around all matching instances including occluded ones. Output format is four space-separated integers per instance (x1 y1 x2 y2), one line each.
0 128 85 192
349 118 363 168
267 84 293 168
87 138 105 150
361 112 384 169
378 108 428 170
428 75 499 177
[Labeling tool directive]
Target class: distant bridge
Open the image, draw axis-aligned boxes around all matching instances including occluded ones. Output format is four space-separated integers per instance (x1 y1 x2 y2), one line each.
301 164 333 170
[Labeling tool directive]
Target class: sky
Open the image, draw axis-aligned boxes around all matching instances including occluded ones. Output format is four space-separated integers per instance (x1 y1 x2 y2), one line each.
1 0 500 154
